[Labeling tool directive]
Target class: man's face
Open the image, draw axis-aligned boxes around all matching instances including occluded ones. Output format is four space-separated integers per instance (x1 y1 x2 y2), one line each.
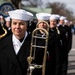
6 21 11 28
11 19 27 39
59 20 64 25
37 20 48 29
50 19 57 26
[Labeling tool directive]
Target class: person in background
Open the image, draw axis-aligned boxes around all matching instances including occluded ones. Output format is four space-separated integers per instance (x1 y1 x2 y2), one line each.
31 12 51 75
5 16 11 30
0 15 6 26
69 21 75 34
5 16 12 36
64 19 72 53
0 15 3 23
36 12 51 31
29 16 37 34
0 9 33 75
46 14 62 75
58 16 69 75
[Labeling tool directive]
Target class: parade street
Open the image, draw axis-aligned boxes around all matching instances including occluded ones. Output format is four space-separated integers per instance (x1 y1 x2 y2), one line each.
68 34 75 75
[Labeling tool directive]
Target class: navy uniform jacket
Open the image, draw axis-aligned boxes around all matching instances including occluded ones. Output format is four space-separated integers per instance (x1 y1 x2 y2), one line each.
46 27 62 75
67 25 72 52
0 34 31 75
58 25 69 53
57 25 69 75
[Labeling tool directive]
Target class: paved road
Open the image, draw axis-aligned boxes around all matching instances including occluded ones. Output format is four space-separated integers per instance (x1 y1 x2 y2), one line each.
68 51 75 75
67 34 75 75
71 34 75 50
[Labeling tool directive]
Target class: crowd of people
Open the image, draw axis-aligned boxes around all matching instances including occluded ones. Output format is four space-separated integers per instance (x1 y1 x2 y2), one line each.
0 9 73 75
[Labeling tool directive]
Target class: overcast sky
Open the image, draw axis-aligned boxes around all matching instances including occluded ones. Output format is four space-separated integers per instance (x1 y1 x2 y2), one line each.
42 0 75 15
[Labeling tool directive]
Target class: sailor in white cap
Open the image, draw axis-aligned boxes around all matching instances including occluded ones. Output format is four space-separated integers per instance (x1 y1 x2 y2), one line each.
0 15 3 22
30 12 51 34
0 15 5 26
36 12 51 31
0 9 33 75
46 14 62 75
5 16 11 29
27 12 51 75
49 14 59 28
58 16 70 75
4 16 12 37
64 19 69 25
58 16 66 26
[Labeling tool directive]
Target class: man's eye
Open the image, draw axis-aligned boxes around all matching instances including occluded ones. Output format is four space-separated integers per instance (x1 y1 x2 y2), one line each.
20 23 25 25
13 22 17 25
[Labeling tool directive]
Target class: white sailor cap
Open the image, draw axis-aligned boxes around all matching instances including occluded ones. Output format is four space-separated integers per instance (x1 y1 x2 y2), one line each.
55 14 60 19
0 15 3 18
60 16 66 20
36 13 51 20
64 19 69 23
8 9 33 21
50 14 58 20
5 16 10 21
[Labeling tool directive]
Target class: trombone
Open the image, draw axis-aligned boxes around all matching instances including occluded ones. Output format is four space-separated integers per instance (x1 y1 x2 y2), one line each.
0 22 7 39
27 21 49 75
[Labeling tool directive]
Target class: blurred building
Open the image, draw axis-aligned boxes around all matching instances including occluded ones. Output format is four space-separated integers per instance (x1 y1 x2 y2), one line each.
0 0 52 16
0 0 11 5
21 0 52 15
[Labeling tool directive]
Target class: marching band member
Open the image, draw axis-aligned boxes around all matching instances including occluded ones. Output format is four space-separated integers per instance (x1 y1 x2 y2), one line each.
0 9 33 75
31 12 51 75
58 16 69 75
46 14 62 75
5 16 12 36
30 12 51 34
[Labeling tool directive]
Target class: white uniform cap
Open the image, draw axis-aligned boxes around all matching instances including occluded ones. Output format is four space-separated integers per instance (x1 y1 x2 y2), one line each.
50 15 58 20
60 16 66 20
64 19 69 23
5 16 10 21
0 15 3 18
55 14 60 19
36 13 51 20
8 9 33 21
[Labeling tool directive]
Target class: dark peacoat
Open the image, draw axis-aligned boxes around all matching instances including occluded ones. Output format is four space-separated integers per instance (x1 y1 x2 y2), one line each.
46 27 62 75
0 34 31 75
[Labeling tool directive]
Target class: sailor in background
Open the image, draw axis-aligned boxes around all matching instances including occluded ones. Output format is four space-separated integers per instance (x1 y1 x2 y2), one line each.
5 16 12 36
0 9 33 75
0 15 5 26
35 12 51 33
5 16 11 30
31 12 51 75
30 12 51 34
29 16 37 34
46 14 62 75
64 19 72 52
58 16 70 75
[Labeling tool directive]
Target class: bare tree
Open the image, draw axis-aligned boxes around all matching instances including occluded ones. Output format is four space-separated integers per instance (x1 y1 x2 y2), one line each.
11 0 21 9
47 2 74 21
23 0 43 7
29 0 37 7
